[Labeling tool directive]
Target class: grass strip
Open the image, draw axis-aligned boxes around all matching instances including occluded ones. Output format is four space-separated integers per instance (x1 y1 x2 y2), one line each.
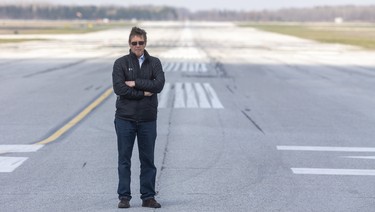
0 38 47 43
239 23 375 50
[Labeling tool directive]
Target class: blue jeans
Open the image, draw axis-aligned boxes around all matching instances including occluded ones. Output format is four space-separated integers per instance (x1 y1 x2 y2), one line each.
114 118 157 200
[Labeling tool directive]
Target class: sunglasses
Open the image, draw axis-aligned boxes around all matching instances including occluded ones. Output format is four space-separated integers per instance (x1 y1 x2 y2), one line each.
130 41 145 46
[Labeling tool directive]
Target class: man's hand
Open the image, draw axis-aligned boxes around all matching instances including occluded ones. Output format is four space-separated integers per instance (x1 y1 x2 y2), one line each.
144 91 153 96
125 81 135 87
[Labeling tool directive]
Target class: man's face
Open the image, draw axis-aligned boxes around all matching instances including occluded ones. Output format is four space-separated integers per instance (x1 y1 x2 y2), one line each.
129 35 146 58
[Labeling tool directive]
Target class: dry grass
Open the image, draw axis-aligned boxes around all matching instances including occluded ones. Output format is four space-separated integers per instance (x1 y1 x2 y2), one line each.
239 22 375 50
0 20 132 43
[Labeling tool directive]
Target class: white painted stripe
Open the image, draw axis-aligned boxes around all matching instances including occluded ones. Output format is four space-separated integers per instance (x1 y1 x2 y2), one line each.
342 156 375 160
203 83 224 109
158 82 171 108
194 83 211 108
0 157 28 172
0 145 44 154
182 62 188 72
201 63 208 72
292 168 375 176
170 63 175 72
174 82 185 108
163 63 171 72
157 82 223 109
163 62 209 73
188 63 195 72
165 62 170 72
177 63 183 72
174 62 180 71
277 146 375 152
194 63 200 72
185 83 198 108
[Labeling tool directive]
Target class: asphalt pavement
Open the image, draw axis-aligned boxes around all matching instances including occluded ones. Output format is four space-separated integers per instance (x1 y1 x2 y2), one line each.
1 21 375 211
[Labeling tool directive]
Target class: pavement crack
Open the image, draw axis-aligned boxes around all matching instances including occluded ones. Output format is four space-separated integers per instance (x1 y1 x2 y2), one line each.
156 108 173 192
226 85 235 94
241 110 265 134
23 59 88 78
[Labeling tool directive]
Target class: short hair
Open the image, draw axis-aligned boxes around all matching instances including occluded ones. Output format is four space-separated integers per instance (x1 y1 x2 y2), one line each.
128 26 147 44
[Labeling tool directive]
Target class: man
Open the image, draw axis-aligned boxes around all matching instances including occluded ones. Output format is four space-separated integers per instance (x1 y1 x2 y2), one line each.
112 26 165 209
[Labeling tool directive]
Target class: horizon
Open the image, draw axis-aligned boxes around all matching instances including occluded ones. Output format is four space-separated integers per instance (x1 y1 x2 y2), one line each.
2 0 375 12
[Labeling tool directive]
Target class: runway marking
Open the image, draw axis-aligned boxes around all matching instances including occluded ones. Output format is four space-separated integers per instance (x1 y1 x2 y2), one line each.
0 145 44 154
277 145 375 176
185 82 199 108
0 144 44 172
292 168 375 176
276 146 375 152
158 82 171 108
36 87 113 145
0 157 28 173
0 88 112 172
174 82 185 108
342 156 375 160
203 83 224 109
158 82 224 109
194 83 211 108
163 62 208 72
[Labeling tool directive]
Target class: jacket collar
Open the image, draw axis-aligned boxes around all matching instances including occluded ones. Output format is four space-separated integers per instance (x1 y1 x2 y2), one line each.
129 49 149 61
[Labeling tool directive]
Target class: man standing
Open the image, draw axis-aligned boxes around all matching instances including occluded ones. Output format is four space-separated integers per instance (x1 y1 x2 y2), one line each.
112 26 165 209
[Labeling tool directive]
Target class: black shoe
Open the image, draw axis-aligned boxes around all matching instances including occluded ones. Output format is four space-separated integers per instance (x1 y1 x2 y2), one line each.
118 198 130 208
142 198 161 208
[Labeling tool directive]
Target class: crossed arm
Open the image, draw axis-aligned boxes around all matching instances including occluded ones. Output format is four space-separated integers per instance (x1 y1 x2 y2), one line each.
112 58 165 99
125 81 153 96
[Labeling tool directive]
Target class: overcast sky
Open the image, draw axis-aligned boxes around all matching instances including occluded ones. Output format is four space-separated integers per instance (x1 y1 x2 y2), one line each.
5 0 375 11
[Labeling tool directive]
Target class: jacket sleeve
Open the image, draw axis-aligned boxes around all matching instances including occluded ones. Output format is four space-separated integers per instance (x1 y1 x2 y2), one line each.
112 58 144 99
135 58 165 93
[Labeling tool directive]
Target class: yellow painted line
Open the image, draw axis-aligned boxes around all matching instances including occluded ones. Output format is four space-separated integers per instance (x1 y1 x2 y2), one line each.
35 88 113 145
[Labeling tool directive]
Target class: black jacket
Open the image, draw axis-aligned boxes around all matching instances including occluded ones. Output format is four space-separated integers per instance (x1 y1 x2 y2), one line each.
112 49 165 122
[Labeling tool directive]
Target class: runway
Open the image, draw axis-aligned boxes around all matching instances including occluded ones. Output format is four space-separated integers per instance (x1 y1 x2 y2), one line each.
1 21 375 211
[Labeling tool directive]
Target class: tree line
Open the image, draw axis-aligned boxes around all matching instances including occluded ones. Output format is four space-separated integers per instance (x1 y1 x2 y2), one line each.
192 5 375 22
0 4 374 22
0 5 182 20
